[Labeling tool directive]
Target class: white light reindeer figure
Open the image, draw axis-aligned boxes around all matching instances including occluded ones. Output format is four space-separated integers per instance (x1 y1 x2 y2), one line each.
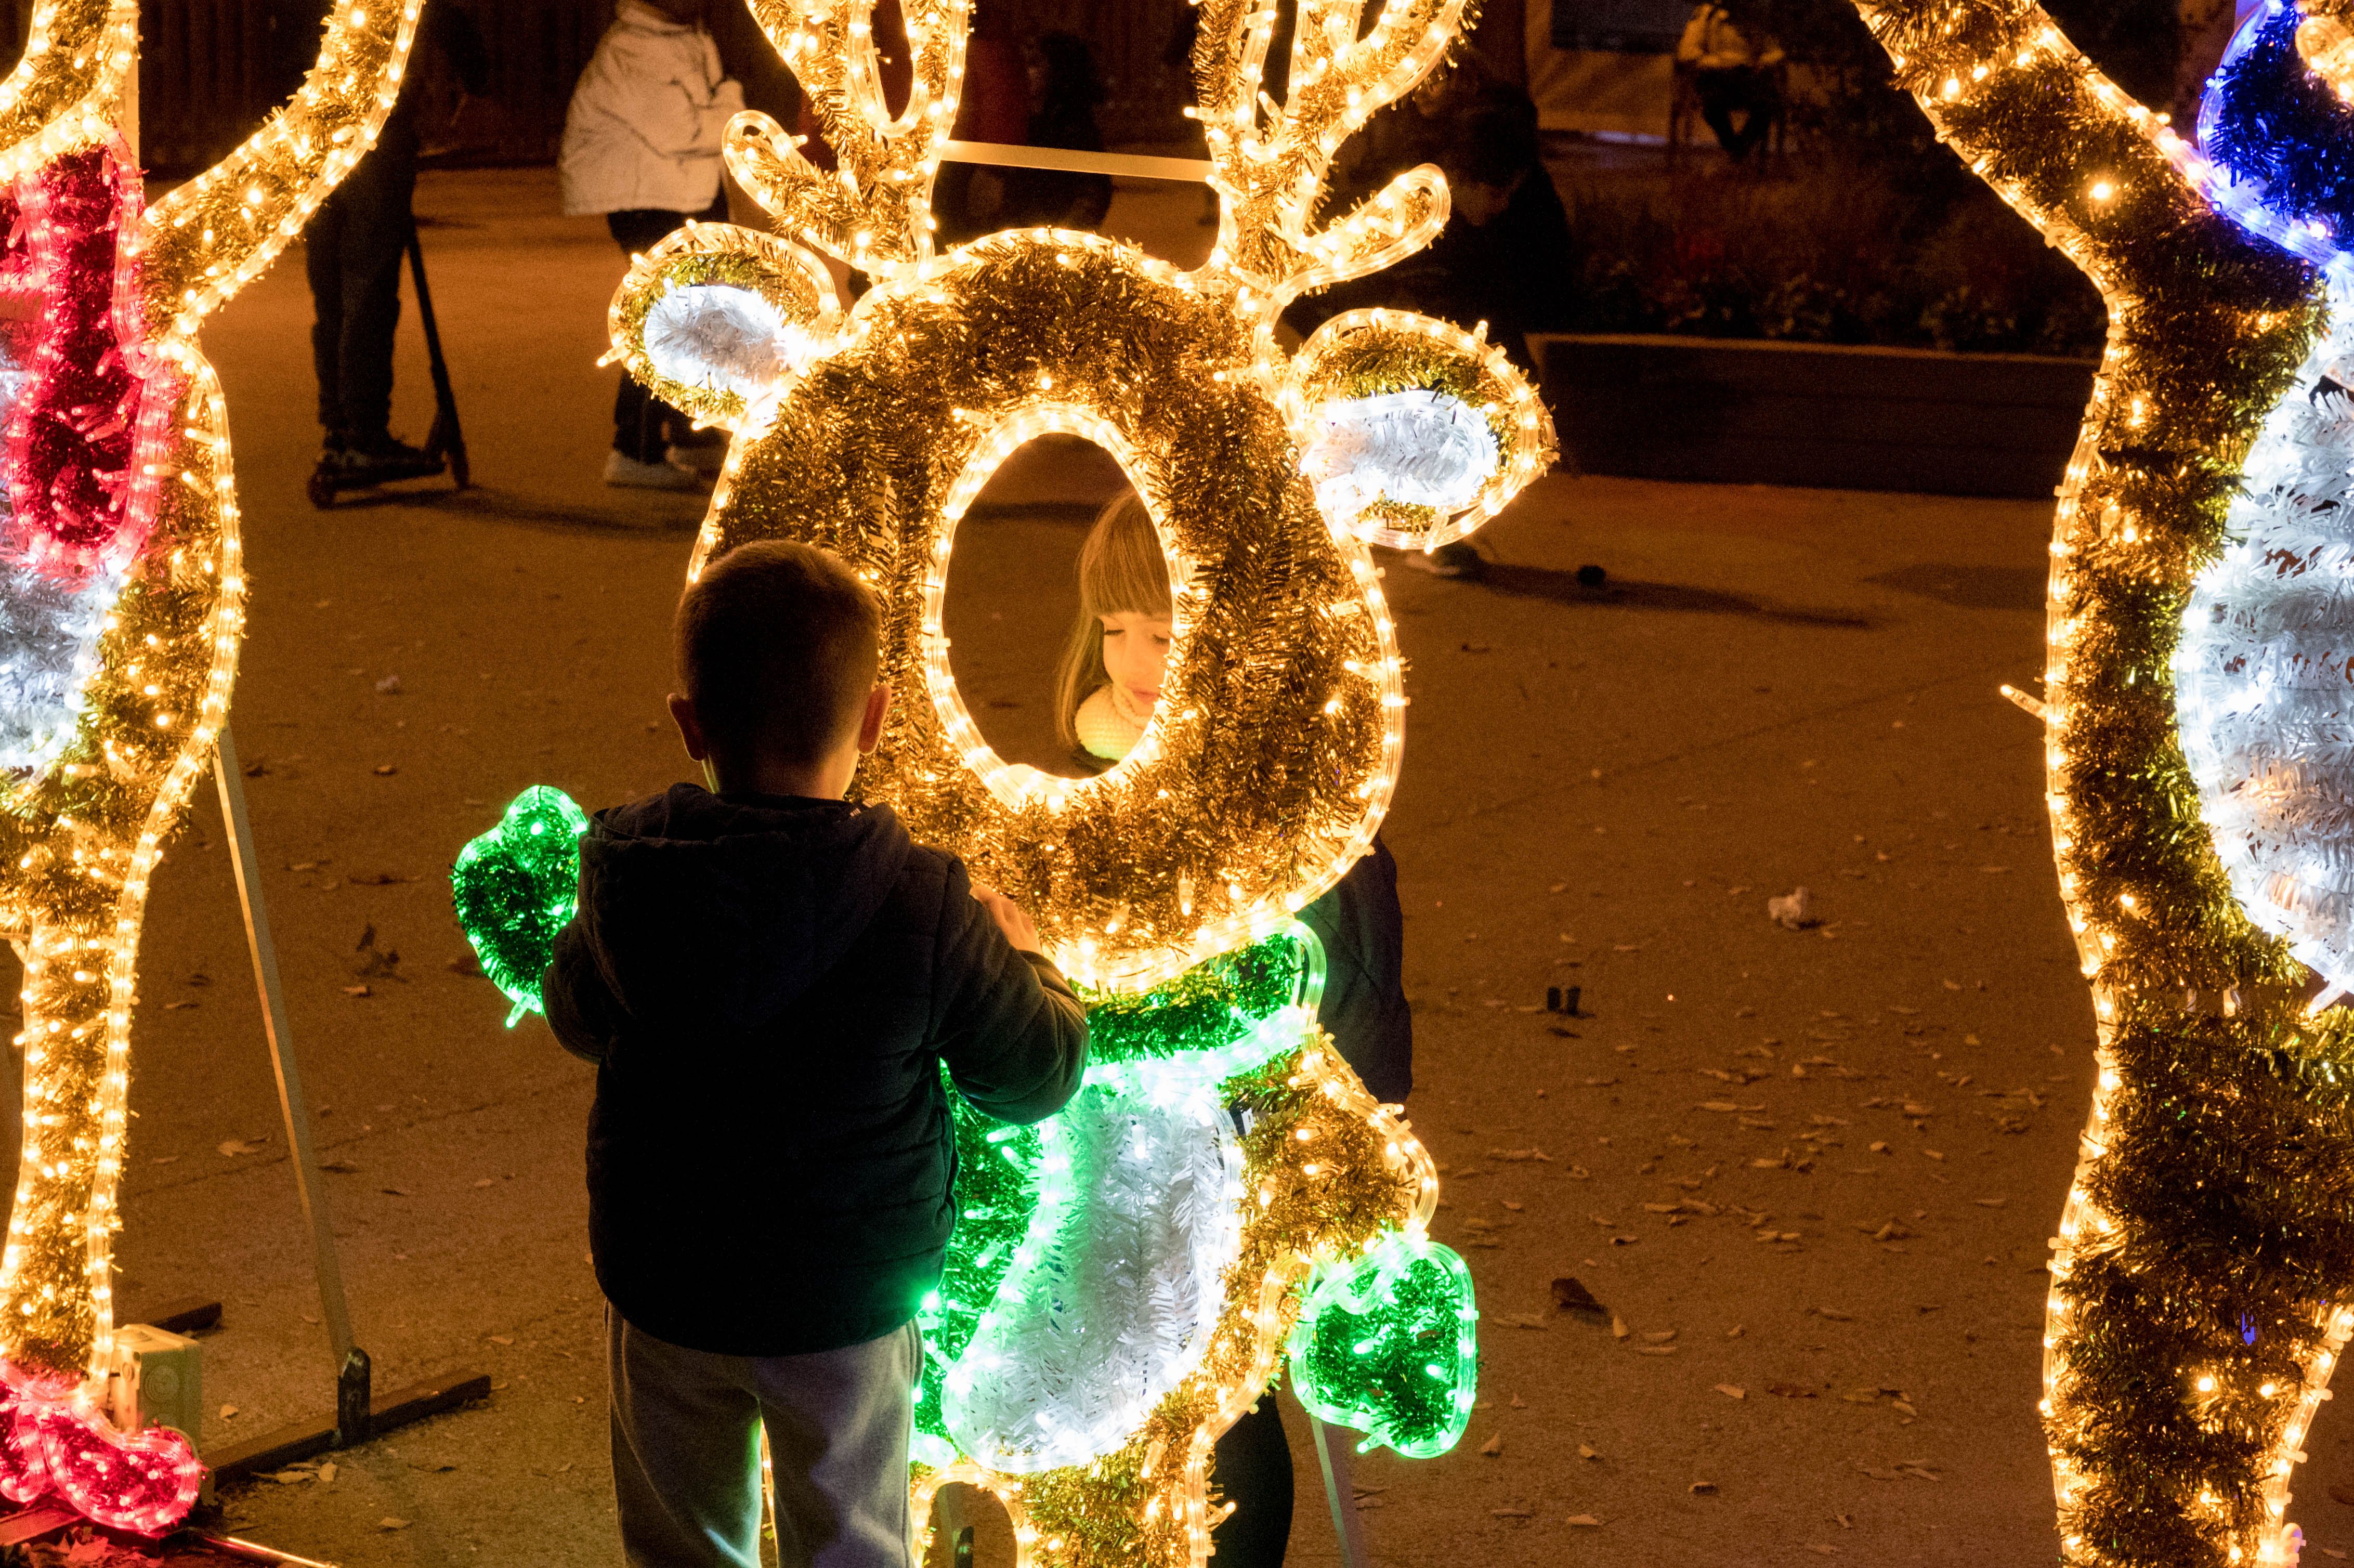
0 0 422 1533
472 2 1563 1563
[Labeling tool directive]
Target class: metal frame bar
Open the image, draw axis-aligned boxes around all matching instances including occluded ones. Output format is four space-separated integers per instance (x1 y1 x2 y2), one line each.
212 726 368 1430
1309 1414 1371 1568
938 139 1211 184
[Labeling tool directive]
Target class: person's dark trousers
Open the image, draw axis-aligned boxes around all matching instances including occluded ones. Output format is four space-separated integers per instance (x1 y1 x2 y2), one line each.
1694 67 1774 160
306 111 419 448
1209 1397 1295 1567
607 202 726 464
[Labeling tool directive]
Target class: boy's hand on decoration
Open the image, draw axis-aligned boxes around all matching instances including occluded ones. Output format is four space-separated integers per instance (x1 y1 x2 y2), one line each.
970 880 1042 956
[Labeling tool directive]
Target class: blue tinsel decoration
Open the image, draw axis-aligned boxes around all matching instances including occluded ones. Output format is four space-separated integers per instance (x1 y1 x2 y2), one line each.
2204 4 2354 235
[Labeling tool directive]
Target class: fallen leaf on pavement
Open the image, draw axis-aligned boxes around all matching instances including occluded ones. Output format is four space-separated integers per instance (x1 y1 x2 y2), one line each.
1715 1384 1746 1400
1577 1443 1600 1460
379 1518 410 1531
1479 1434 1502 1457
1551 1277 1605 1315
1566 1514 1601 1527
1690 1481 1718 1494
1768 1384 1817 1399
217 1138 267 1157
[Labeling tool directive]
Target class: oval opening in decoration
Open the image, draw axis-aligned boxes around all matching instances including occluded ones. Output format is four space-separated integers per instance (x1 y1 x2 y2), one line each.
926 408 1187 811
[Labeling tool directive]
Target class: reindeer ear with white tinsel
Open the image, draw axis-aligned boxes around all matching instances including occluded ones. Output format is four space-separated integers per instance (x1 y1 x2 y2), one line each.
605 221 842 432
1284 309 1557 551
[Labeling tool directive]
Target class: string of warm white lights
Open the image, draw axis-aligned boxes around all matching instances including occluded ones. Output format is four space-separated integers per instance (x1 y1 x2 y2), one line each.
1849 0 2354 1563
584 2 1542 1562
0 0 421 1536
0 2 135 188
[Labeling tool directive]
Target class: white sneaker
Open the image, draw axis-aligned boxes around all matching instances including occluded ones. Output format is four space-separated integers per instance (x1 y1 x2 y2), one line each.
604 449 703 491
1402 541 1483 578
665 442 725 480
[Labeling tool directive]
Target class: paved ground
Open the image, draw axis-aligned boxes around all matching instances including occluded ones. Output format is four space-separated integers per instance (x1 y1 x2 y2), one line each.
44 163 2338 1565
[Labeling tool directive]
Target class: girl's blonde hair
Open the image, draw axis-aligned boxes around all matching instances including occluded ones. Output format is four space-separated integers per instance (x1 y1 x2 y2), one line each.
1053 492 1172 752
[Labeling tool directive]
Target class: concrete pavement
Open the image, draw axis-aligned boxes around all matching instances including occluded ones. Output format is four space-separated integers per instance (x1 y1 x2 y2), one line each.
59 164 2313 1566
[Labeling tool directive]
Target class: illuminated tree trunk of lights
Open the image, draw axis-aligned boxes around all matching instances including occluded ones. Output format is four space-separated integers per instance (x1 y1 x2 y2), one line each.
1847 1 2354 1563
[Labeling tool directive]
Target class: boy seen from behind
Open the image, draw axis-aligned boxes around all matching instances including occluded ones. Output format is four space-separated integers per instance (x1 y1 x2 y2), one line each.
544 541 1090 1568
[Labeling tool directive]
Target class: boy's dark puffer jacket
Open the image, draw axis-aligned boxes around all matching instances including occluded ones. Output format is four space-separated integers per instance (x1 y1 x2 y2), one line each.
543 784 1088 1357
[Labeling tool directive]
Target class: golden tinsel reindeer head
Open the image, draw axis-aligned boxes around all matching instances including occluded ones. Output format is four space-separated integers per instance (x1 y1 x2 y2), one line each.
608 0 1555 994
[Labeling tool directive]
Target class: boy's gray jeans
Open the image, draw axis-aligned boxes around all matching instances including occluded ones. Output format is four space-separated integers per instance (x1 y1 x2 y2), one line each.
608 1307 920 1568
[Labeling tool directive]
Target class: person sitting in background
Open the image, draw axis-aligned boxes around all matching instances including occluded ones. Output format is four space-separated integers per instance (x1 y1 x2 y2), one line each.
1677 2 1784 162
559 0 744 491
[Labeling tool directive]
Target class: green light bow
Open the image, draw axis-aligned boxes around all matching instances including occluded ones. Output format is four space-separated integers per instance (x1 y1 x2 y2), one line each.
1287 1227 1478 1458
450 786 589 1026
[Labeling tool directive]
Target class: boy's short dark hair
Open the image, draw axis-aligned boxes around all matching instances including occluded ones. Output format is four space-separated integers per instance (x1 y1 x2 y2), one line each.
676 541 882 768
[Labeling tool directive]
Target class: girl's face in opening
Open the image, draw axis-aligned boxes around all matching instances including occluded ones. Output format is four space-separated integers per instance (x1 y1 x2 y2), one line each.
1099 611 1173 714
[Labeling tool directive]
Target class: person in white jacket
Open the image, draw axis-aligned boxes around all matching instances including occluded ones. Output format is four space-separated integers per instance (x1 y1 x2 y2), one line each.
560 0 745 490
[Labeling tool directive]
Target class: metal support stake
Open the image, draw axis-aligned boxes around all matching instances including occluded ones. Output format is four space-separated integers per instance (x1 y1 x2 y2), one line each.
211 725 368 1441
1309 1415 1370 1568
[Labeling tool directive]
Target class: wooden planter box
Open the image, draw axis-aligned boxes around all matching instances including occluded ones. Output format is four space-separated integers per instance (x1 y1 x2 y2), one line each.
1530 333 2099 500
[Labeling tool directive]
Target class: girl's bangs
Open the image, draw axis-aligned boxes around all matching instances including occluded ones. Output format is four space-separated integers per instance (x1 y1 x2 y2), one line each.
1080 495 1171 618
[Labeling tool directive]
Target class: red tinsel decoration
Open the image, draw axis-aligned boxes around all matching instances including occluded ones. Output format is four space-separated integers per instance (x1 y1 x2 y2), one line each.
0 1365 202 1533
1 146 177 580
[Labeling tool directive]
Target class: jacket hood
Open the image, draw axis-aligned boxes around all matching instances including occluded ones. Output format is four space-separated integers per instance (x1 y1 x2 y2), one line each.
576 784 914 1033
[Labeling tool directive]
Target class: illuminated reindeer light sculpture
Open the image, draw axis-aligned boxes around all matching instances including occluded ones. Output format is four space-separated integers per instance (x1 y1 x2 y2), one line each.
0 0 422 1533
451 0 1550 1563
1838 0 2354 1562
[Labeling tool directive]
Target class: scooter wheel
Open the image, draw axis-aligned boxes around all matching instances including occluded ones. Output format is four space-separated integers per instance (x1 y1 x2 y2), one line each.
305 467 338 510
